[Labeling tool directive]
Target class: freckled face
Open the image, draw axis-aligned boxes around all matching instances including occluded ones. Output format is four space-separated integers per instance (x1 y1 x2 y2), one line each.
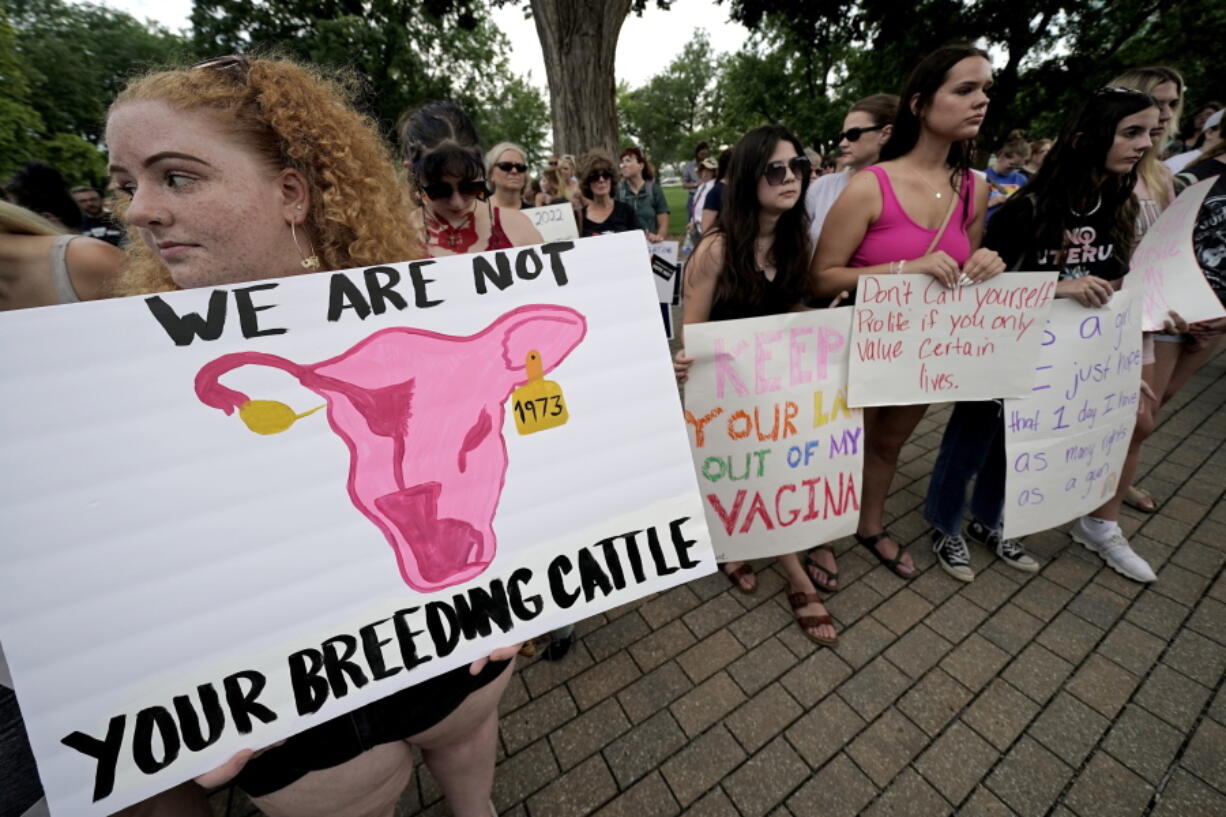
107 101 301 289
1106 107 1159 174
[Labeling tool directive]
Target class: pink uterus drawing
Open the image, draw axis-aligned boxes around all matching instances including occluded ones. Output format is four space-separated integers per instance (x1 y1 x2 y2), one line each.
194 305 587 592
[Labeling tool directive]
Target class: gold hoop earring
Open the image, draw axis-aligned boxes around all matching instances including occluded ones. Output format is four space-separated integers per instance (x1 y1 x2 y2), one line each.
290 221 320 271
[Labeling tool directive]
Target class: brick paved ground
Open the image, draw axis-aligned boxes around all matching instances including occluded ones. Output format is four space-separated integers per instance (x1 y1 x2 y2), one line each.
210 346 1226 817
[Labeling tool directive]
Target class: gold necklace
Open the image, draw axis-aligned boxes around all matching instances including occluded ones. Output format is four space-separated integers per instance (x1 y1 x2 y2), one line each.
909 167 948 200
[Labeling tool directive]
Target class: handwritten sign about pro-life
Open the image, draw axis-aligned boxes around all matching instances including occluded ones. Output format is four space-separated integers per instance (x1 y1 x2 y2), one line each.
683 309 863 561
525 202 580 242
1123 177 1224 330
1003 291 1143 538
0 231 714 817
847 273 1058 407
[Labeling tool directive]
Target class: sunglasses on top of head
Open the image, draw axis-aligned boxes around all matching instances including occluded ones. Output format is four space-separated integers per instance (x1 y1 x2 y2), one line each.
763 156 811 185
495 161 528 173
586 169 614 183
422 179 488 201
838 124 886 143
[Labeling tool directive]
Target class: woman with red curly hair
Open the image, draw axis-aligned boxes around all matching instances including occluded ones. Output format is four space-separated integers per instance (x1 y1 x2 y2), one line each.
105 55 514 817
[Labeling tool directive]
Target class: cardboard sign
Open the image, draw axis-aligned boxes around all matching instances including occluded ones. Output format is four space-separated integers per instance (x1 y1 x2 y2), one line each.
683 309 862 561
0 232 715 816
1003 291 1143 537
847 273 1058 407
1123 177 1224 330
525 202 580 242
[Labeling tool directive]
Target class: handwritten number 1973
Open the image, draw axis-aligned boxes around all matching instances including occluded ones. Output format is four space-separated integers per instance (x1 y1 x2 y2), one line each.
514 395 564 424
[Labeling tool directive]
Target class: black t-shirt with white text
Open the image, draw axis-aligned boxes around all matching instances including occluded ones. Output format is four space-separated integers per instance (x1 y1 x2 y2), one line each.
985 194 1127 282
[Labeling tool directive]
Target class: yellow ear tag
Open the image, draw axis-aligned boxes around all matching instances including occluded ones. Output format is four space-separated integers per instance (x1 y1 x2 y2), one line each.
238 400 324 435
510 350 569 435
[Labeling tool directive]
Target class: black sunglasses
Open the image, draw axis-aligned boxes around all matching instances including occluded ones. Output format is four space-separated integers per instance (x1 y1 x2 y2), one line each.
422 179 488 201
495 161 528 173
838 124 886 143
763 156 811 186
586 169 614 183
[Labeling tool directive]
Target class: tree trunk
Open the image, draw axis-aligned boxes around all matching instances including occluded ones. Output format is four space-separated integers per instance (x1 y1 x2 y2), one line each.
530 0 633 157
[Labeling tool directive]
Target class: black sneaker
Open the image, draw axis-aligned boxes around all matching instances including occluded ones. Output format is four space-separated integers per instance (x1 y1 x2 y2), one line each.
966 520 1039 573
931 528 974 582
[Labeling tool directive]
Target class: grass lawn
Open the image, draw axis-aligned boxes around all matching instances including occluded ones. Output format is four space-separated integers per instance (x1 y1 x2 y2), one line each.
662 185 690 238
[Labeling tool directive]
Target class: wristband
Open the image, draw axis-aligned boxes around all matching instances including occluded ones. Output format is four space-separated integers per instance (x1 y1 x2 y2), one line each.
898 259 906 275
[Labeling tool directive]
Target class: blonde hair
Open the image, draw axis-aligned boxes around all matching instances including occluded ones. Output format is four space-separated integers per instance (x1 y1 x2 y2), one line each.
0 200 65 236
1111 66 1184 209
555 154 577 203
484 142 527 177
998 129 1032 160
109 56 422 294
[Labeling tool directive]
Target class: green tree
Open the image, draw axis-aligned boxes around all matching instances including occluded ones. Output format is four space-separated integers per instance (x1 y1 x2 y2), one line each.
619 30 721 166
0 13 44 180
6 0 188 146
722 0 1225 160
478 74 550 163
190 0 547 154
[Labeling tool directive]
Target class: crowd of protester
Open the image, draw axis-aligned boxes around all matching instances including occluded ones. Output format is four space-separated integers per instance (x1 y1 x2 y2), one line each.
1 41 1224 817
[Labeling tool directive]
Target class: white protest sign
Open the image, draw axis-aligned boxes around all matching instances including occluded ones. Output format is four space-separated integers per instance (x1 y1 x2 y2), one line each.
650 240 682 306
847 273 1058 407
1003 291 1142 538
683 309 862 561
1123 177 1224 330
525 202 580 242
0 231 715 816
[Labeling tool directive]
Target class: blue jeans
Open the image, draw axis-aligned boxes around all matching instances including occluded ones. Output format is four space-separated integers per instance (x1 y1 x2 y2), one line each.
924 400 1007 537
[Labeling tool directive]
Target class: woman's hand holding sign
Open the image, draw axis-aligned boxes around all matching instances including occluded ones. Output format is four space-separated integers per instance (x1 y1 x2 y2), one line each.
1057 275 1115 307
960 247 1005 284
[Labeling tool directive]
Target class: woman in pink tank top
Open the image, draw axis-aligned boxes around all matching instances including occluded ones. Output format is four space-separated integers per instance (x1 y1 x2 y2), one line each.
807 45 1003 586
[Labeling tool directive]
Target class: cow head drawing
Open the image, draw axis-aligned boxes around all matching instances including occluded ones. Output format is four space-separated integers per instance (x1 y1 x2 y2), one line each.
194 305 587 592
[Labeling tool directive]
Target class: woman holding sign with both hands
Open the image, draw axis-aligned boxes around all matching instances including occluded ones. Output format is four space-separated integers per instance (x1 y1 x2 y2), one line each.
105 57 516 817
673 125 840 646
812 44 1004 586
930 87 1164 584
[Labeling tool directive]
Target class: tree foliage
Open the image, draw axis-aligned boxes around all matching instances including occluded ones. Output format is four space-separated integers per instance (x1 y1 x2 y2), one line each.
610 0 1223 166
6 0 188 144
190 0 549 159
618 31 726 166
2 0 177 183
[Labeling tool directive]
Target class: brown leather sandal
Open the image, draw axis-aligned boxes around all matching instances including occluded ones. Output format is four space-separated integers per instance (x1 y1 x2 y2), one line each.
804 545 839 593
722 562 756 594
788 592 838 646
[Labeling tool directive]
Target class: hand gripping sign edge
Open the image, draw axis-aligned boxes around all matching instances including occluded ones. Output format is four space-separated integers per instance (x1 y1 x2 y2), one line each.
194 304 587 593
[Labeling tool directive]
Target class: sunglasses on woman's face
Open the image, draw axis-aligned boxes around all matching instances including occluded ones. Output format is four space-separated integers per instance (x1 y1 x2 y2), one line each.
495 161 528 173
763 156 811 185
838 124 886 143
586 170 614 183
422 180 488 201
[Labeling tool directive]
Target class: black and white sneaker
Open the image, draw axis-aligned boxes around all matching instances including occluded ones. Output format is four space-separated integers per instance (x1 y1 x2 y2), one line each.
966 520 1039 573
931 529 974 582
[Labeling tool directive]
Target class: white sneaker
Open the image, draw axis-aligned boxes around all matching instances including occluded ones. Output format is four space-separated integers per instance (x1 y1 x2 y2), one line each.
1071 518 1157 583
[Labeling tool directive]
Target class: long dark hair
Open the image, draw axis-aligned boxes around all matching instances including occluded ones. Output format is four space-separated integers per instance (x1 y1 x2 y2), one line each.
709 125 811 310
996 88 1156 261
4 162 82 230
881 44 990 188
398 101 484 191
